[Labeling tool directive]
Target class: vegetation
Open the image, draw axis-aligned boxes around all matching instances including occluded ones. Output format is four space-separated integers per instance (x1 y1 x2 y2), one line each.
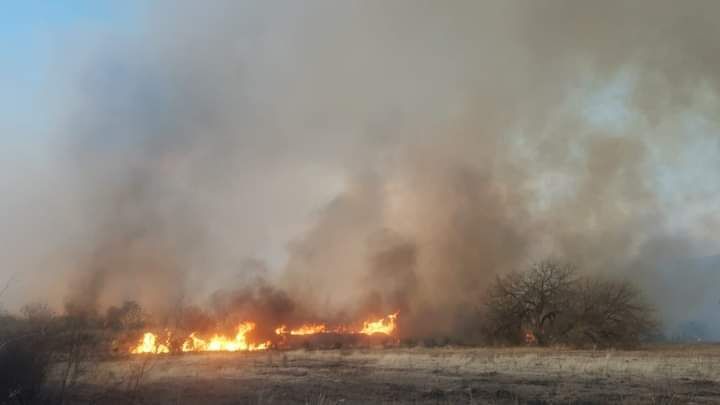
0 302 116 404
482 260 659 347
0 259 663 402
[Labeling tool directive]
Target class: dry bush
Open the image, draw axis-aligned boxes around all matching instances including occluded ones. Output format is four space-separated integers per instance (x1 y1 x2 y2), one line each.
0 305 54 404
0 297 154 404
565 277 659 348
0 339 52 404
482 260 658 347
50 308 108 403
2 304 109 404
104 301 145 331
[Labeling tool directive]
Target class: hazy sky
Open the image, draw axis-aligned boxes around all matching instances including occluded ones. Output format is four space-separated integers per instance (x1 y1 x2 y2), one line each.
4 2 715 243
1 2 718 336
1 1 144 305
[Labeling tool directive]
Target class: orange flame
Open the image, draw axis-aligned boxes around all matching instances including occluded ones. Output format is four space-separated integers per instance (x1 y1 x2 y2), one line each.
524 330 537 345
131 322 269 354
274 313 399 337
360 312 398 335
291 323 327 335
275 323 327 336
131 312 400 354
131 332 170 354
181 322 269 352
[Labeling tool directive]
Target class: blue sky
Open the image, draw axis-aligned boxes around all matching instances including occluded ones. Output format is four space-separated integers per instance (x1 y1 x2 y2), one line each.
0 1 144 145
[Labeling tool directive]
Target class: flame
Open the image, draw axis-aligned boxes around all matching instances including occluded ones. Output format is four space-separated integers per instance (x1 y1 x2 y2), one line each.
132 312 399 354
291 323 327 335
360 312 398 335
131 322 269 354
181 322 269 352
274 313 399 337
275 323 327 336
524 330 537 345
131 332 170 354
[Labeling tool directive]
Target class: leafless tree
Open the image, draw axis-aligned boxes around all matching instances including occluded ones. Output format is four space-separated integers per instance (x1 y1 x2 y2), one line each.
482 260 658 347
0 300 53 405
565 277 658 347
52 307 105 405
483 261 577 345
0 273 17 306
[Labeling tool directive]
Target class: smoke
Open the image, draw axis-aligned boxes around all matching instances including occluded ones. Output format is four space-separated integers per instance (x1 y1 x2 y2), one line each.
3 1 720 338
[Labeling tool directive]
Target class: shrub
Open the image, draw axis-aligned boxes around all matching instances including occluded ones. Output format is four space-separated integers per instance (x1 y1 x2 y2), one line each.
482 260 658 347
0 339 51 404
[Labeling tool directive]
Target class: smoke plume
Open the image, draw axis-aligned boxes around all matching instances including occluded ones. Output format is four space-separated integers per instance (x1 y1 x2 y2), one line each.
2 1 720 339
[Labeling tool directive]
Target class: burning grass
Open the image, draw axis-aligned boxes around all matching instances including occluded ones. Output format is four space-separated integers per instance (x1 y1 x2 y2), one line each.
129 312 399 354
3 304 718 404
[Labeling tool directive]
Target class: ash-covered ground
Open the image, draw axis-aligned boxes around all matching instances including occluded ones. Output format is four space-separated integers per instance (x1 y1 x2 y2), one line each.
53 345 720 404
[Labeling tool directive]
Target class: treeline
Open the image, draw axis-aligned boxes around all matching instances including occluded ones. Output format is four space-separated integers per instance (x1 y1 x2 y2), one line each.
0 259 661 403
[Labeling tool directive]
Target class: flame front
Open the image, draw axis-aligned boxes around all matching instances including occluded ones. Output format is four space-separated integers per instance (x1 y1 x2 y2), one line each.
131 332 170 354
275 323 327 336
181 322 269 352
360 312 398 335
275 312 399 336
131 312 399 354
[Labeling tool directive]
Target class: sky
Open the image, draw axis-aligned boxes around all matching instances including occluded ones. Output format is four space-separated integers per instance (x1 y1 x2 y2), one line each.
0 1 147 307
0 1 144 146
2 2 717 239
0 1 718 338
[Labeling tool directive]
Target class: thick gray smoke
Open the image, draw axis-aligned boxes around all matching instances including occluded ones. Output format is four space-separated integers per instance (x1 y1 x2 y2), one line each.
2 1 719 339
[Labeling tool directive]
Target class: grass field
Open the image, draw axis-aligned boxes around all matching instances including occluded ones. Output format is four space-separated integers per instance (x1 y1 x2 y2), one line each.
50 345 720 404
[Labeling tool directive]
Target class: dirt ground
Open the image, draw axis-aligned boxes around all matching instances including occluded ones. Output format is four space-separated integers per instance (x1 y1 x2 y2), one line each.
52 345 720 404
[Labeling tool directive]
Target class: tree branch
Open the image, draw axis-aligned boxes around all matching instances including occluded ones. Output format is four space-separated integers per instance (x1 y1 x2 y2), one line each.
0 273 17 302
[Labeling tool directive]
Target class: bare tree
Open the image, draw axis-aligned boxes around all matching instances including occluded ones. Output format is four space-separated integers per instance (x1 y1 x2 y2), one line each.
0 300 53 405
482 260 658 347
0 339 51 405
0 273 17 305
52 307 105 405
483 261 576 345
566 277 658 347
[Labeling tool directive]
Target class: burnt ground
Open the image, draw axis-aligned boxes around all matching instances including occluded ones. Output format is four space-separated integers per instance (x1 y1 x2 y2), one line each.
52 345 720 404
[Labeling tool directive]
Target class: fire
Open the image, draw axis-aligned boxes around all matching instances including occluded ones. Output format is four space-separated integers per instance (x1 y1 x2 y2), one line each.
131 322 269 354
290 323 327 335
131 312 400 354
131 332 170 354
181 322 270 352
275 313 399 337
275 323 327 336
360 312 398 335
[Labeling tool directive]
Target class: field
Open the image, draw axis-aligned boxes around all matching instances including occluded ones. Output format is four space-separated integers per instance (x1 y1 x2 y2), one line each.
49 345 720 404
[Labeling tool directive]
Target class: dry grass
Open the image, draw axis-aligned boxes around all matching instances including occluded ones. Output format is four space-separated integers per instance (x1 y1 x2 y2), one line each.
47 344 720 404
